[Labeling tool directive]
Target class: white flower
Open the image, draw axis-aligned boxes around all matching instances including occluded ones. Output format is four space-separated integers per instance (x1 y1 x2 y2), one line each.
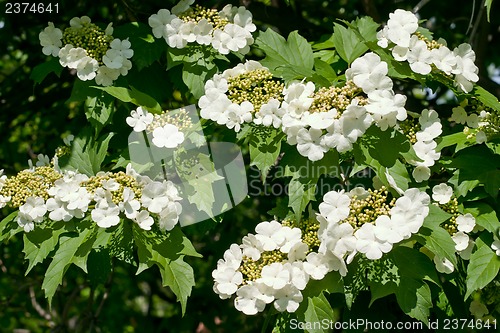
253 98 284 128
452 231 470 251
365 90 407 130
255 220 285 251
373 215 404 244
469 300 489 319
273 285 303 313
303 109 337 130
450 106 468 124
158 201 182 231
141 180 176 214
434 255 454 274
432 183 453 204
346 52 392 94
431 46 457 75
234 283 272 315
287 242 309 262
296 128 328 161
232 6 256 32
69 16 91 28
0 195 11 209
222 244 243 270
491 240 500 256
58 45 88 69
386 9 419 47
39 22 63 56
417 109 442 141
413 140 440 166
407 36 433 75
223 101 253 132
213 265 243 298
193 19 213 45
318 216 356 257
46 198 74 222
35 154 51 167
134 210 154 230
166 18 188 48
285 262 309 290
152 124 185 148
412 165 431 182
119 187 140 219
303 252 330 280
126 107 154 132
318 190 351 223
179 21 197 43
19 196 47 223
76 56 99 81
456 213 475 233
355 223 392 260
95 66 120 86
258 263 290 290
91 203 120 228
149 9 175 39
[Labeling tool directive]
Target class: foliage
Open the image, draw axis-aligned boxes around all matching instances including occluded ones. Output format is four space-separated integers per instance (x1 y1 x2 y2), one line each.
1 0 500 332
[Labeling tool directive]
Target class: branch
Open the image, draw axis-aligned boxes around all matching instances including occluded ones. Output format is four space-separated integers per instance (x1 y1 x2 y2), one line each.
29 286 54 324
413 0 432 13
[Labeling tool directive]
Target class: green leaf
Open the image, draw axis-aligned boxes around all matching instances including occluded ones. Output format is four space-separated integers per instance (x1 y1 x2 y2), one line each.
313 58 337 84
465 242 500 299
436 132 469 152
41 227 94 306
447 145 500 198
366 256 400 306
390 246 440 285
134 226 199 315
249 127 284 180
113 22 168 71
23 221 67 274
0 211 21 242
181 152 224 217
85 94 114 137
463 202 499 234
349 16 380 45
302 292 335 333
395 277 432 325
59 128 113 176
332 23 368 64
473 86 500 110
182 61 217 99
30 57 63 85
255 29 315 82
485 0 493 22
94 86 162 114
414 209 458 267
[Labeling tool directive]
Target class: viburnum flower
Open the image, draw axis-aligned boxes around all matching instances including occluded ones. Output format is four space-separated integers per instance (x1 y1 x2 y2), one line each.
151 124 185 149
295 128 328 161
432 183 453 204
434 255 455 274
133 210 154 230
39 16 133 86
39 22 63 56
149 3 255 55
318 190 351 223
126 107 154 132
456 213 476 233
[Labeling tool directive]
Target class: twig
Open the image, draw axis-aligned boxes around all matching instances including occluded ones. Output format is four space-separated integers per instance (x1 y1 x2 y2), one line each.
413 0 432 13
29 286 53 323
469 0 486 45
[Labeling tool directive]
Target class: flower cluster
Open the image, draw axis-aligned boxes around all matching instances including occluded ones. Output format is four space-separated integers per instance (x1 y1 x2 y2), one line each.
199 60 284 132
450 99 499 144
0 157 182 233
400 109 442 182
317 187 430 262
200 53 407 161
430 183 477 273
126 107 192 149
377 9 479 92
39 16 133 86
212 218 342 315
148 1 255 54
